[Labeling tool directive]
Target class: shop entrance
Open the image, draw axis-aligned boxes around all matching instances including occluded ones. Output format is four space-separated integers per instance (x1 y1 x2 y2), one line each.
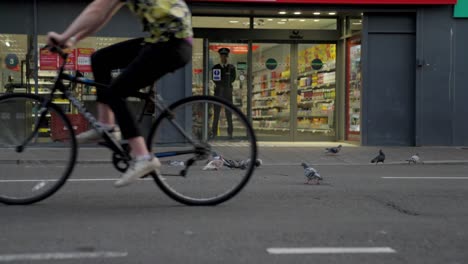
195 40 338 142
251 42 337 141
191 13 349 141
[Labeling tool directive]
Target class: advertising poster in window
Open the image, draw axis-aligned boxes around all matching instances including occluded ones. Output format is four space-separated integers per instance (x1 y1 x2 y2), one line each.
39 49 58 71
77 48 95 72
58 49 76 71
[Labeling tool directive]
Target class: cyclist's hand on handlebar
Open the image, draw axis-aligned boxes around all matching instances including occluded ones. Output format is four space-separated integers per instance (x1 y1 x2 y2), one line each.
46 32 75 49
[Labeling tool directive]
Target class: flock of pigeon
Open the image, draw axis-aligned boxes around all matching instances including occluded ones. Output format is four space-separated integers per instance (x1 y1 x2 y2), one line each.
167 145 424 186
202 152 263 171
302 145 424 185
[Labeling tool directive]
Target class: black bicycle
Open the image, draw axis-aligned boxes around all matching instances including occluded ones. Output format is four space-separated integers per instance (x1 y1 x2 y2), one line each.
0 45 257 206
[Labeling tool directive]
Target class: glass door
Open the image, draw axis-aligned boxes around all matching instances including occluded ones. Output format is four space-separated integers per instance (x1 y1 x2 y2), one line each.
207 41 249 138
295 43 337 140
251 43 291 140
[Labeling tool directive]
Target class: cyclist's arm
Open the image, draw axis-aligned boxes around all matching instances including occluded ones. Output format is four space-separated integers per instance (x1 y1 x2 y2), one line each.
62 0 124 43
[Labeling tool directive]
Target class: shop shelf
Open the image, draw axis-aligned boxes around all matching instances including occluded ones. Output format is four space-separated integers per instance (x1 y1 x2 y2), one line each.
297 115 329 118
253 97 275 101
275 89 290 95
252 116 275 120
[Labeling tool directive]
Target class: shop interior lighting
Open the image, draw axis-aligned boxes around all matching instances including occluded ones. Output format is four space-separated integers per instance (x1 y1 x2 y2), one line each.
299 19 306 22
314 19 320 22
278 11 287 15
313 12 321 15
328 12 336 15
293 11 301 15
277 21 286 24
267 18 274 21
281 19 287 21
5 41 10 47
229 20 239 23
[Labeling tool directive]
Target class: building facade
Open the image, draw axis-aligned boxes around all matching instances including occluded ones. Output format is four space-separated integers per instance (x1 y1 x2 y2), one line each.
1 0 467 146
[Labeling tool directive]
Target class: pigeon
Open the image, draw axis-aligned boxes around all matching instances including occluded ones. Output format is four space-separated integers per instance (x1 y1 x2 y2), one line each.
406 153 423 164
371 149 385 164
325 145 342 155
301 162 322 185
223 158 263 170
203 159 224 170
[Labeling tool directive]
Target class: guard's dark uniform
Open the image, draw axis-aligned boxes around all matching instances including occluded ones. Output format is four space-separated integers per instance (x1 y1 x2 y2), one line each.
212 48 236 138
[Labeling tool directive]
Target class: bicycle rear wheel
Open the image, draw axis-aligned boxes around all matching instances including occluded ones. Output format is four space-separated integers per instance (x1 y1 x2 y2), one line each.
147 96 257 206
0 93 77 205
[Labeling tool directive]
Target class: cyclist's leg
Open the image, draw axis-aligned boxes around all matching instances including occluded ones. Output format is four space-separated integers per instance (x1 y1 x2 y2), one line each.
103 38 191 142
102 38 191 187
77 38 147 143
92 38 146 126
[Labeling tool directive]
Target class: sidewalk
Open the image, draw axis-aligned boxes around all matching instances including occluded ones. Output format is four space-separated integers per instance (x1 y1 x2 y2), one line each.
1 142 468 166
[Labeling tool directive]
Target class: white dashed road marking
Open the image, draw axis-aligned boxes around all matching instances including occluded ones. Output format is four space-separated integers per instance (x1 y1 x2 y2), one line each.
267 247 397 254
0 251 128 262
382 177 468 180
0 178 153 183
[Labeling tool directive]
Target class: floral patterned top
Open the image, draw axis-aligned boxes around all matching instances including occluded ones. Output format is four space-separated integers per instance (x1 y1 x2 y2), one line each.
120 0 193 43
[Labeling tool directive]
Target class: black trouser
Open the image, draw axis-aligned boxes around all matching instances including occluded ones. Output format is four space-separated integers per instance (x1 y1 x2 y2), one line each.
212 95 233 137
92 37 192 139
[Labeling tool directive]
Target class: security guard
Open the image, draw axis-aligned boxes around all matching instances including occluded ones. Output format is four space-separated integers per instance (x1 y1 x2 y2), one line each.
212 47 236 139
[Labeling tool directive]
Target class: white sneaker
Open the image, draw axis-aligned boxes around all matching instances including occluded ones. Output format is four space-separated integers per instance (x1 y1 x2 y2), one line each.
114 158 161 188
76 127 121 144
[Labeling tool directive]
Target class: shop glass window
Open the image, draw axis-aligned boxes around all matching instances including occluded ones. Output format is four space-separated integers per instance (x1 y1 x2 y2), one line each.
253 18 337 30
297 43 336 137
192 38 204 95
0 34 29 94
32 35 130 140
192 17 250 29
251 43 291 139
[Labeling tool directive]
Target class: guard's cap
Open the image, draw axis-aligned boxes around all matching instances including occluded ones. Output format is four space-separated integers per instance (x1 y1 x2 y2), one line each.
218 48 230 55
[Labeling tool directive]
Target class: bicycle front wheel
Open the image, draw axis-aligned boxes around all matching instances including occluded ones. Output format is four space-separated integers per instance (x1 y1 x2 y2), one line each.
0 93 77 205
147 96 257 206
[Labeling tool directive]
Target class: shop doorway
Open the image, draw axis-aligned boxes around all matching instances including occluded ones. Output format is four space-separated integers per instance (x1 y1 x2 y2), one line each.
195 40 339 141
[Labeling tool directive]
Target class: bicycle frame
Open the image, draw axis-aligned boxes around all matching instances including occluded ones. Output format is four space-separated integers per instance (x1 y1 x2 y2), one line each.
18 47 202 163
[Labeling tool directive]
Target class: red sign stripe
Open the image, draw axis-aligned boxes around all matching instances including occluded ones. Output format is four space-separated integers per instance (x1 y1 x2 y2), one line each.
188 0 456 4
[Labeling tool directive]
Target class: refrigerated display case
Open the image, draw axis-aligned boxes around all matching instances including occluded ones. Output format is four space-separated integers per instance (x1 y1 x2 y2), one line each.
346 37 362 141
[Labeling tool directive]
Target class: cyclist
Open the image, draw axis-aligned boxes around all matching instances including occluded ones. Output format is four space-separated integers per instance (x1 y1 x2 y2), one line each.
47 0 193 187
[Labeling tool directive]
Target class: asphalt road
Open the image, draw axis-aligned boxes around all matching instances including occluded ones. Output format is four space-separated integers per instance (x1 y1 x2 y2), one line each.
1 163 468 264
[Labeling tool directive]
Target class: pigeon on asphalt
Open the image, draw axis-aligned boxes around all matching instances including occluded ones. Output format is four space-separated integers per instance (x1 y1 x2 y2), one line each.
301 162 322 185
406 153 423 164
325 145 342 155
203 159 224 170
371 149 385 164
223 158 263 170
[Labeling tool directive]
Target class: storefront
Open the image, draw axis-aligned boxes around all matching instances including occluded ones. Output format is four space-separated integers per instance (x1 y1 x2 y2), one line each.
189 0 468 146
1 0 468 146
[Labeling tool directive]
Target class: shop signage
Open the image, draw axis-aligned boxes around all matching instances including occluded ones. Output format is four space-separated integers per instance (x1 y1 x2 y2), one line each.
39 49 58 71
77 48 95 72
265 58 278 70
209 45 259 54
189 0 455 4
237 62 247 70
5 54 19 69
311 58 324 70
58 49 76 71
454 0 468 17
290 30 303 39
213 69 221 81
